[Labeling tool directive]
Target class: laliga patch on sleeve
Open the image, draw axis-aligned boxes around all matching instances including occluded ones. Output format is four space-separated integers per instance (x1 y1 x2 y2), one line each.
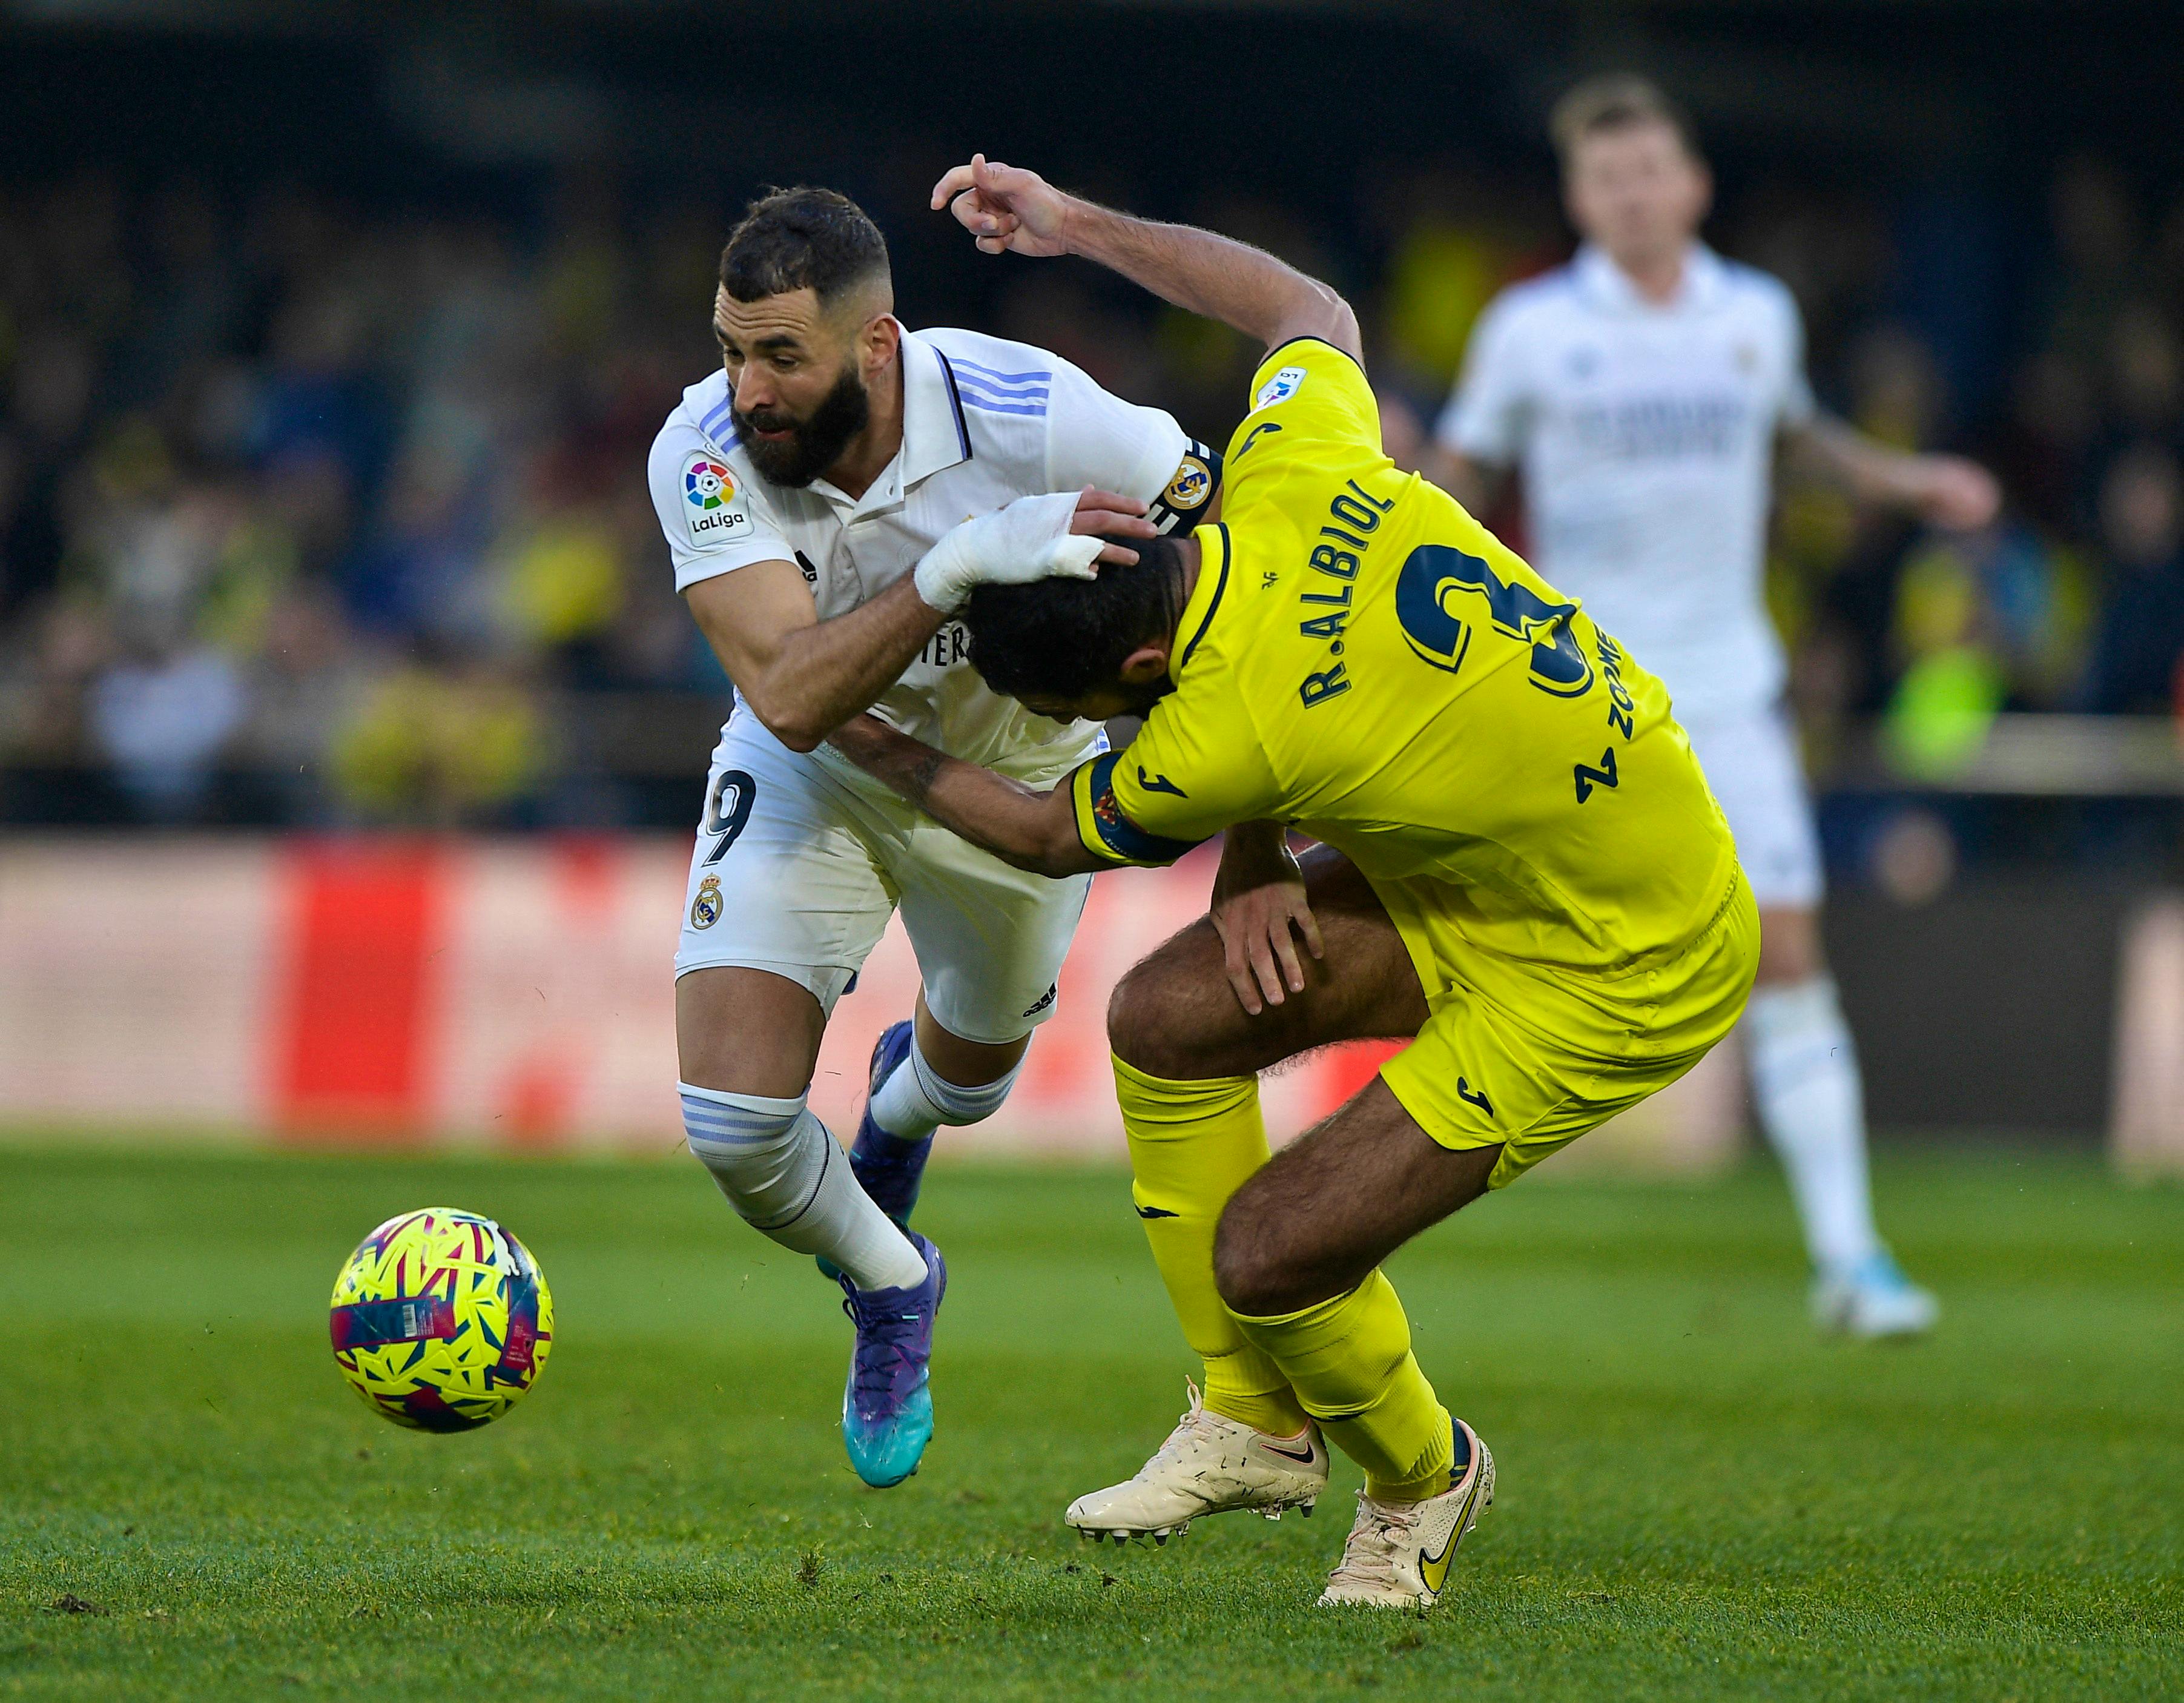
1251 365 1308 411
682 451 754 545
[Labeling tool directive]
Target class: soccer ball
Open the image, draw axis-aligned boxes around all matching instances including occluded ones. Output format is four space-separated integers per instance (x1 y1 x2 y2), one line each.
328 1207 553 1432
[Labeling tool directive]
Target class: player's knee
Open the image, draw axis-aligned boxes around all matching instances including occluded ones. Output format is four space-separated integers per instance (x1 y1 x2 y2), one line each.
678 1083 815 1229
1107 954 1203 1079
1106 971 1155 1070
1105 961 1158 1067
1211 1197 1292 1318
907 1034 1022 1128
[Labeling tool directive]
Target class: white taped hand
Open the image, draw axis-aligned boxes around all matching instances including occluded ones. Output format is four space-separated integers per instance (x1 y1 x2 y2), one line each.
912 491 1104 613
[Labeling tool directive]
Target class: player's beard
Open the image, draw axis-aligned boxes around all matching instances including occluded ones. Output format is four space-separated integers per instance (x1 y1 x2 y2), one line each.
731 365 871 488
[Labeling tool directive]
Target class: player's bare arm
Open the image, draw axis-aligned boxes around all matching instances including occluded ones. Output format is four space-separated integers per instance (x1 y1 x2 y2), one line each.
1783 414 2001 531
1209 821 1324 1016
684 567 943 753
931 154 1362 360
685 487 1155 753
826 714 1104 878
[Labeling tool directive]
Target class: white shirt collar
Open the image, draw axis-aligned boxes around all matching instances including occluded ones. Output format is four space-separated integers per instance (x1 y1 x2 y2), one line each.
898 326 974 488
1573 242 1728 314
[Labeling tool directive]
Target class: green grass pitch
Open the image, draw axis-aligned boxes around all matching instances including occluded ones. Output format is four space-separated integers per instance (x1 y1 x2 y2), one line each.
2 1143 2179 1701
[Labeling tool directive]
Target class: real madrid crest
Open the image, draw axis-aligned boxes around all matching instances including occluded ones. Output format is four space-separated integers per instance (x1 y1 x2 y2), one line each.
1165 455 1211 511
690 875 724 930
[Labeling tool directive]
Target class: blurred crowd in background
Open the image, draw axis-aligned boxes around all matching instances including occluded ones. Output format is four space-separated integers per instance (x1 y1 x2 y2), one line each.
0 177 722 828
4 148 2184 844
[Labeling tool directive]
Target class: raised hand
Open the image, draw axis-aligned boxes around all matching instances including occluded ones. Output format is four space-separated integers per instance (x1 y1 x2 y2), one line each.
930 154 1072 257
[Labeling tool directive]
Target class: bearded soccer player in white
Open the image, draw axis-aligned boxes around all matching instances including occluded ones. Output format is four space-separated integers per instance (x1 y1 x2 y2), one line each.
1428 78 1999 1337
647 187 1219 1483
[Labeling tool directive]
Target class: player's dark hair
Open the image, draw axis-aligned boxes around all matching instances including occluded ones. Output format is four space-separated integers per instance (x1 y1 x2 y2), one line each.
965 535 1190 703
1549 73 1704 167
719 186 891 309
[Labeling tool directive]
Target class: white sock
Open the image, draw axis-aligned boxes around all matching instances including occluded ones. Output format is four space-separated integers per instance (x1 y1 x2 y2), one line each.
679 1083 928 1291
868 1033 1024 1141
1743 979 1884 1274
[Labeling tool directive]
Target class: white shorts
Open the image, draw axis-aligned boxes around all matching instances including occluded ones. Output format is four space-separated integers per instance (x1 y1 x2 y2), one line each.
675 714 1094 1045
1678 701 1825 910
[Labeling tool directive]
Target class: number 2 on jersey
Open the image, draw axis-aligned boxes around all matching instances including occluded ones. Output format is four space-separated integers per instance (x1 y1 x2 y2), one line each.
1572 749 1620 803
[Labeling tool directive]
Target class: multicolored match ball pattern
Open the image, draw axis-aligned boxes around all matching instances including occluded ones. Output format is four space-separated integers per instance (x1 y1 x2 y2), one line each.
329 1208 553 1432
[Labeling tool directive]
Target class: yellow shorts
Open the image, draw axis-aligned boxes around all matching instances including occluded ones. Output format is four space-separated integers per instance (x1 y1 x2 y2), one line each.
1376 870 1760 1189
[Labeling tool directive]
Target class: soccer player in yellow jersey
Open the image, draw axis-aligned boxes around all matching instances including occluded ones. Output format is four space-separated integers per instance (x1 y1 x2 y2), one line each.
825 155 1761 1609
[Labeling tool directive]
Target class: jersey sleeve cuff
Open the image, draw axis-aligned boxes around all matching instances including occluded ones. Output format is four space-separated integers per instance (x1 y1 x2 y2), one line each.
1260 334 1365 372
671 542 796 595
1071 752 1204 868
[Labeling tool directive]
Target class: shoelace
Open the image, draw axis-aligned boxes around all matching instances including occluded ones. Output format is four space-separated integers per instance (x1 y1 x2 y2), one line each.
1141 1378 1227 1472
1327 1493 1422 1589
841 1293 924 1410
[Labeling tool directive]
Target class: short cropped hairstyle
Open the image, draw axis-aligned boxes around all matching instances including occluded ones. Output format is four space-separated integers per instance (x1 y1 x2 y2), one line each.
965 536 1190 704
1549 74 1703 168
718 186 891 307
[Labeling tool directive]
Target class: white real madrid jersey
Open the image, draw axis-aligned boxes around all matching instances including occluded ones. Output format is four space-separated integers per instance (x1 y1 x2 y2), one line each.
1437 244 1815 716
648 324 1203 781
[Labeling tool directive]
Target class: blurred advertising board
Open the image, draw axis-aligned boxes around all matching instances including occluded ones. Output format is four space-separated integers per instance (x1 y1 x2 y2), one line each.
0 836 1411 1157
27 835 2173 1168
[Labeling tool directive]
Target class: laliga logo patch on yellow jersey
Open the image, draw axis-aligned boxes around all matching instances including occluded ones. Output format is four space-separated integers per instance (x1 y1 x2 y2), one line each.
1252 365 1308 410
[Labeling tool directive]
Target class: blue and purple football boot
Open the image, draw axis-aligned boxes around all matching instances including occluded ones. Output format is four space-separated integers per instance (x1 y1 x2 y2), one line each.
838 1229 948 1487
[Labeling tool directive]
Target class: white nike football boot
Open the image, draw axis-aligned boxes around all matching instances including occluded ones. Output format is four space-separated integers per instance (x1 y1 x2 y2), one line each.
1810 1251 1939 1339
1317 1418 1494 1608
1066 1380 1329 1546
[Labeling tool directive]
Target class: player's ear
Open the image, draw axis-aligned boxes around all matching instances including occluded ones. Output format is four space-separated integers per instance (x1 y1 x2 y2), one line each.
1117 644 1170 687
859 311 900 379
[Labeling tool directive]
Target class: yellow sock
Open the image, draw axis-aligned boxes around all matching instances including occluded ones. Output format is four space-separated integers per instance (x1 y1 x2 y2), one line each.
1232 1271 1453 1501
1113 1054 1309 1438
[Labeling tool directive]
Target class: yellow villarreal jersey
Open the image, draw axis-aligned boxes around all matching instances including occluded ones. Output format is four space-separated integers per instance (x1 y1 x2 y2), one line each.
1069 337 1739 976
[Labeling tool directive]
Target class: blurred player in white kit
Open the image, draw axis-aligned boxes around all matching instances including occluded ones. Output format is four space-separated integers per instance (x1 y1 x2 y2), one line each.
1428 77 2000 1336
647 188 1218 1481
